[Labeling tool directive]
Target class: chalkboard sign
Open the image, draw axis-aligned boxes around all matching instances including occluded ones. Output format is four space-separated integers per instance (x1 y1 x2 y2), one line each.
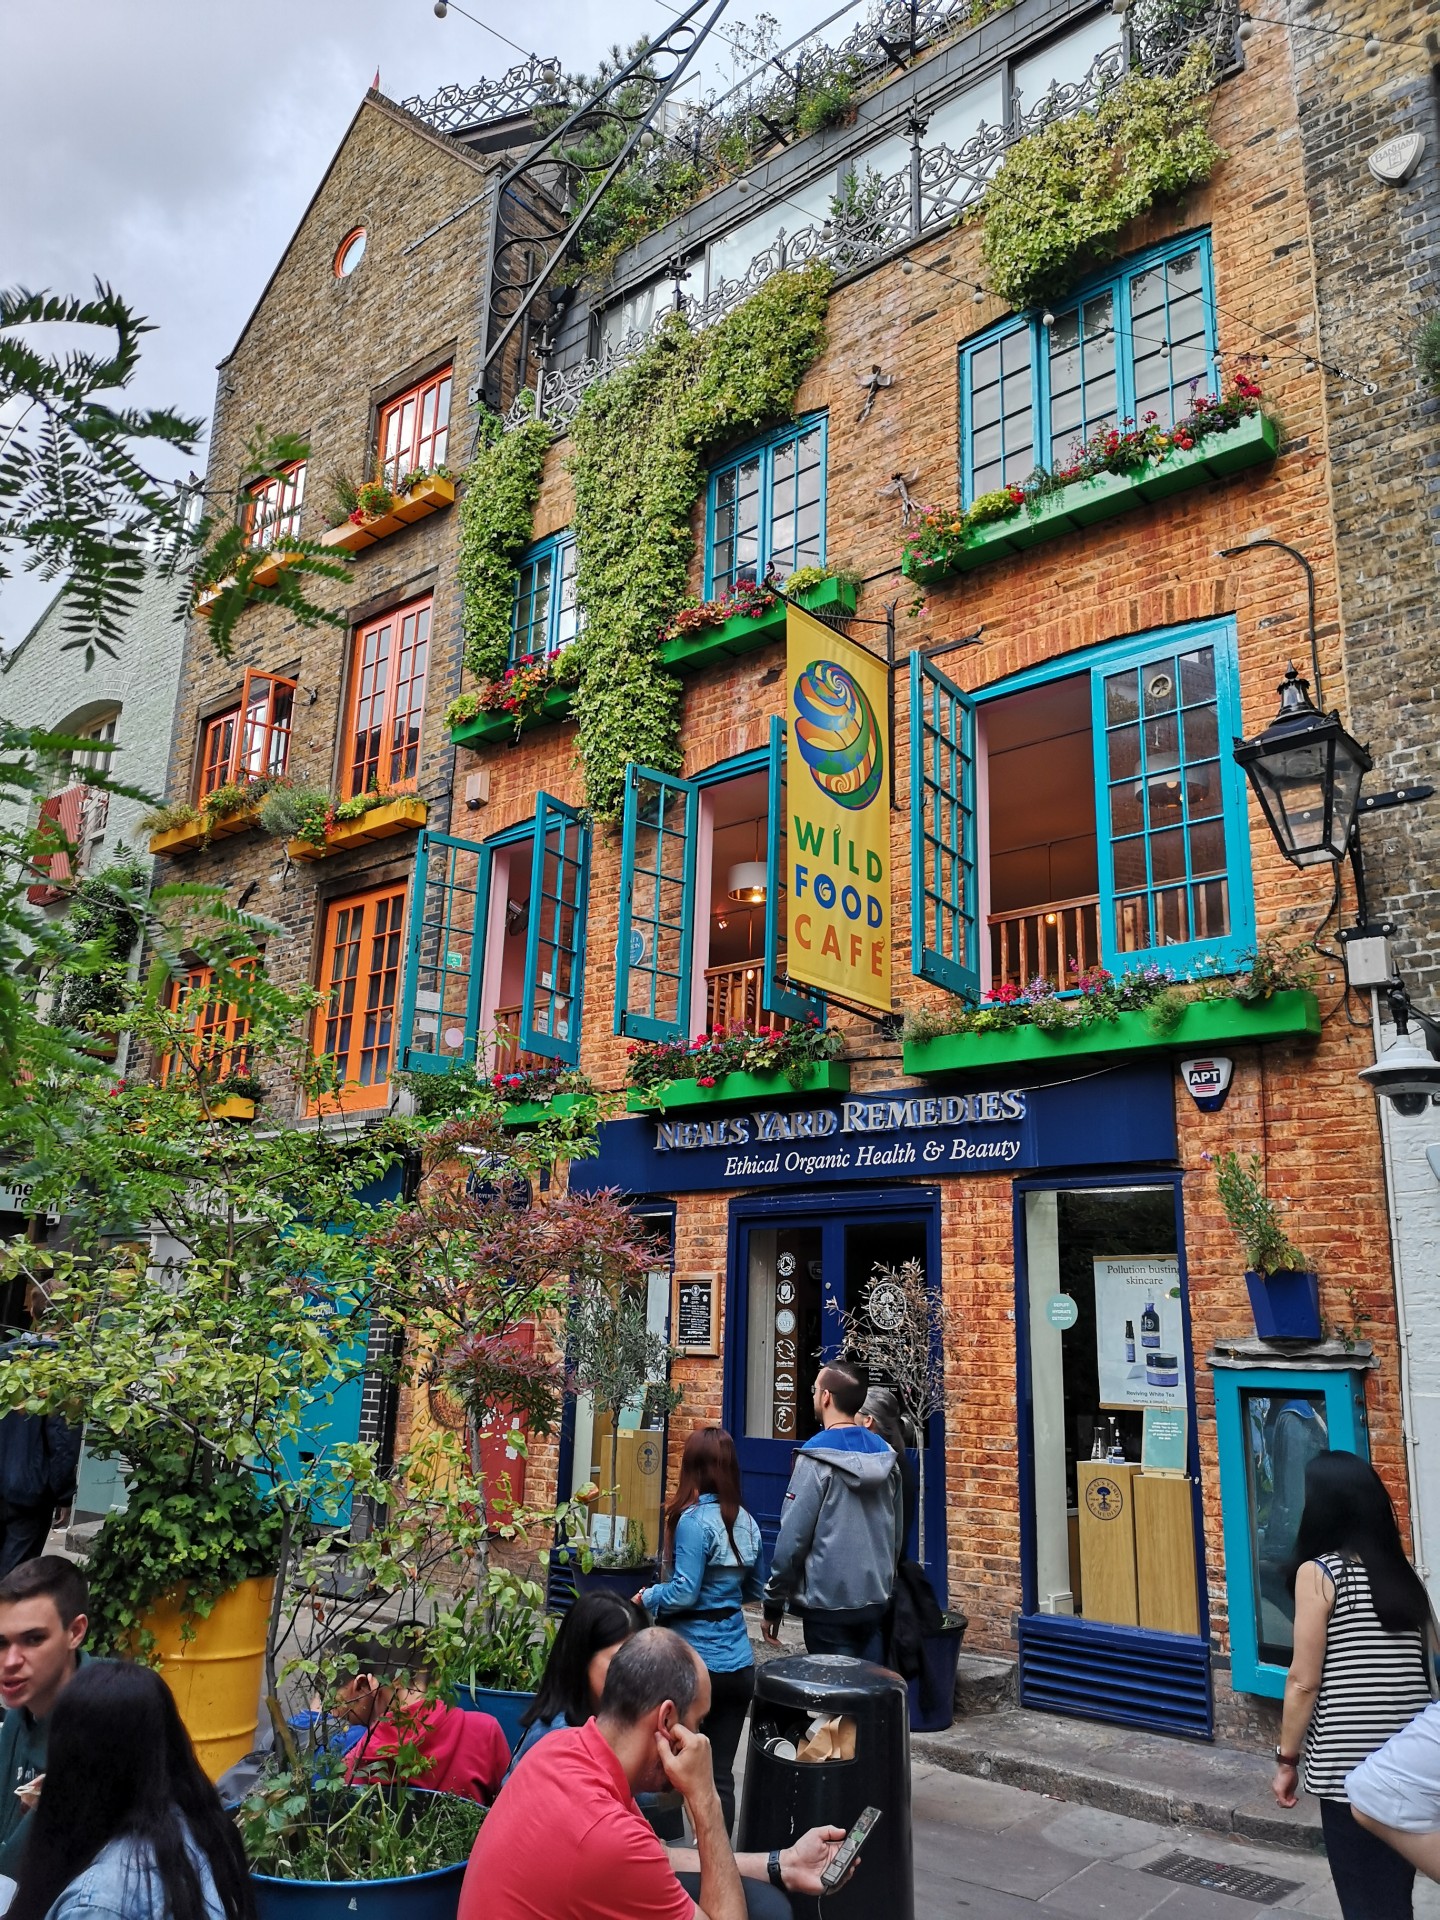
676 1277 716 1354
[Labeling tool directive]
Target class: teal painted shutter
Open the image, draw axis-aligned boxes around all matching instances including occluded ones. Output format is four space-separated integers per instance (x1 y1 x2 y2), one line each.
520 793 590 1064
1090 629 1254 974
764 713 825 1022
615 764 698 1041
399 828 492 1073
910 651 980 999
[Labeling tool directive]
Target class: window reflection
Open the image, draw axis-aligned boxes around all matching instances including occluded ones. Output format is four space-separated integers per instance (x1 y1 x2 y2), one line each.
1242 1389 1329 1664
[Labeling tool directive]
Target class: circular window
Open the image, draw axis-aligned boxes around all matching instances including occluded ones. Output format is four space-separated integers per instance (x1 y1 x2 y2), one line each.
334 228 367 278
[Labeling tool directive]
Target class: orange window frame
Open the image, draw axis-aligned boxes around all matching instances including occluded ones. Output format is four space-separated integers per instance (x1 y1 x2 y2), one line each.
313 885 407 1112
244 461 306 549
377 368 452 489
197 671 297 799
161 964 251 1085
344 599 430 798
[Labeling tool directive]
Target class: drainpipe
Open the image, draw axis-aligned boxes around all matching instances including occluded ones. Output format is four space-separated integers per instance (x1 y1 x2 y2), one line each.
1371 989 1430 1590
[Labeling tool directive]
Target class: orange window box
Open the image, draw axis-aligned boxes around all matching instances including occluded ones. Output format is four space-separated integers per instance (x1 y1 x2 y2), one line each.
287 795 428 862
209 1096 256 1121
318 477 455 554
148 804 264 856
251 549 304 588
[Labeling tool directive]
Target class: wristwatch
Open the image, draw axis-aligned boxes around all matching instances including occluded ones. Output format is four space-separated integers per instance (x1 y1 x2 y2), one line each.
767 1850 785 1890
1275 1746 1300 1766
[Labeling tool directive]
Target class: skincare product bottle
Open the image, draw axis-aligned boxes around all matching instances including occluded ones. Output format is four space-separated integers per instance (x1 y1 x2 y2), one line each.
1124 1319 1135 1363
1141 1300 1160 1349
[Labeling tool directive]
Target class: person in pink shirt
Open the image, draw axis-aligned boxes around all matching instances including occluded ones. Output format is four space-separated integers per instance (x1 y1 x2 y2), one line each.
336 1638 509 1805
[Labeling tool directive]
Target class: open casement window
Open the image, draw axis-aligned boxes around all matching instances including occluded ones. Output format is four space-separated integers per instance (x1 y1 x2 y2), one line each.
314 885 407 1111
197 670 296 798
346 598 430 797
399 830 491 1074
910 652 980 1000
160 964 251 1086
244 462 306 548
378 367 452 490
521 795 591 1064
765 715 826 1023
979 621 1254 990
615 766 697 1043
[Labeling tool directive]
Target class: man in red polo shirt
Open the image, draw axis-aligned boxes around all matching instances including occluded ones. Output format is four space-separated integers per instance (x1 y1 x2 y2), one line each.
337 1637 509 1805
460 1627 846 1920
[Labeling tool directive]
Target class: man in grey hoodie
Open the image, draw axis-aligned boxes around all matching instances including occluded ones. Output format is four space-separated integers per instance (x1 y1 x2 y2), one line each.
761 1363 904 1662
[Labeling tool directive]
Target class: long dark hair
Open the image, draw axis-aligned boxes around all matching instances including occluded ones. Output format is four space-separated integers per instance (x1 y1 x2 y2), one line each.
664 1426 746 1560
521 1592 644 1731
1287 1450 1431 1632
10 1661 254 1920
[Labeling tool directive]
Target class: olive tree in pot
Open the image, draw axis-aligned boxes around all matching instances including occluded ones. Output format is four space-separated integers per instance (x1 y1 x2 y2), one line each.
1211 1150 1321 1342
563 1199 681 1592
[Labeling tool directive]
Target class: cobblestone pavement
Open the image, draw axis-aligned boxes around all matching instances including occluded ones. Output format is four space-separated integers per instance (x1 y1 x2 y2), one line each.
909 1765 1440 1920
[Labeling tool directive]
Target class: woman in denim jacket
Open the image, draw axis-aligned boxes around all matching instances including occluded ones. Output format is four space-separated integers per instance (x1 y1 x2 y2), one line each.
9 1661 250 1920
638 1427 763 1832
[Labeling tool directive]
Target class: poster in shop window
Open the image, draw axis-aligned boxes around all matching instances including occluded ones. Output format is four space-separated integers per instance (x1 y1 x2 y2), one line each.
785 604 891 1011
1094 1255 1185 1410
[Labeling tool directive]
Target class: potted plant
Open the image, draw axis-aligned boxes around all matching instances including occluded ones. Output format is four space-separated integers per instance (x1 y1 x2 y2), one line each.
429 1566 554 1751
1212 1149 1322 1341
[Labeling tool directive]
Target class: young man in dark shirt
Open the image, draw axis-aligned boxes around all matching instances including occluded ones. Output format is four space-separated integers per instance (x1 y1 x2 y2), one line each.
0 1556 89 1874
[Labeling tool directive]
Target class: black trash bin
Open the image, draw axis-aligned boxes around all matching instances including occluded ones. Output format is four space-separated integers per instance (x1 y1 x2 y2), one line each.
736 1655 912 1920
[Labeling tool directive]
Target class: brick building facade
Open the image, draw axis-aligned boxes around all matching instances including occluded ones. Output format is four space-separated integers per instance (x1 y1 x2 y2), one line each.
151 0 1432 1748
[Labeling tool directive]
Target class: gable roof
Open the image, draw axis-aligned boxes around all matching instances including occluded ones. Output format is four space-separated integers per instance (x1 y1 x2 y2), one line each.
220 89 499 370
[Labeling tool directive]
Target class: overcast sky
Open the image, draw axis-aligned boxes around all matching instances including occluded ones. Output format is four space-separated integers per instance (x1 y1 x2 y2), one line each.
1 0 823 649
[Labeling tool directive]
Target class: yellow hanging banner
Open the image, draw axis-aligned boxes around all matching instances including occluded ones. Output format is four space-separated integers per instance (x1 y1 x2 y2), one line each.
785 604 891 1011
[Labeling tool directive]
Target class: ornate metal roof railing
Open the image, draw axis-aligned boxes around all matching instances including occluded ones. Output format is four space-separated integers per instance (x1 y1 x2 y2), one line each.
504 0 1239 432
400 56 565 136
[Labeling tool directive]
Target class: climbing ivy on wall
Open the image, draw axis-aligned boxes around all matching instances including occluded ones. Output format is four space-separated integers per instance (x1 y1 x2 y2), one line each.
456 411 552 682
979 48 1223 311
567 260 833 820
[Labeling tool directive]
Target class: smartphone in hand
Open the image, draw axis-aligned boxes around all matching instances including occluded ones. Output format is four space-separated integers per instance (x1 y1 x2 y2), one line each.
820 1806 881 1891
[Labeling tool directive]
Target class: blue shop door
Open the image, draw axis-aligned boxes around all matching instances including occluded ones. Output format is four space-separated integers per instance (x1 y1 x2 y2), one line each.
724 1199 947 1602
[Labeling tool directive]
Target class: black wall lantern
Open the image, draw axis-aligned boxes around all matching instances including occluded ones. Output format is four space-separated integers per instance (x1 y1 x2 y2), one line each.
1232 663 1373 869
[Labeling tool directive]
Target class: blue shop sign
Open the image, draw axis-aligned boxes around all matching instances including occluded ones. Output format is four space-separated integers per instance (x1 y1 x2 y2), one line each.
571 1061 1176 1196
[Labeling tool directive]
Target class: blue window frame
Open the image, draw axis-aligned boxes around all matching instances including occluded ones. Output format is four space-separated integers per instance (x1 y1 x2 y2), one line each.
910 651 980 998
615 766 698 1043
398 797 591 1073
705 416 827 597
1211 1365 1370 1698
912 619 1256 997
512 531 579 664
959 233 1217 504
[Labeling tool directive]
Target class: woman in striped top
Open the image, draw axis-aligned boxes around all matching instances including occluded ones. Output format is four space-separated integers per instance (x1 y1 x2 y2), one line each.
1272 1451 1434 1919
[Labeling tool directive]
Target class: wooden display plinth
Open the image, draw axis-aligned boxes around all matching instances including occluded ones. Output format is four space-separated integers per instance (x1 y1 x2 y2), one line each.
1133 1472 1200 1637
1076 1461 1139 1627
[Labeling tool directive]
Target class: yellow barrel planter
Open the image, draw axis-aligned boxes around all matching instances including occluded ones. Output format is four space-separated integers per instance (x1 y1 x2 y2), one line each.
144 1574 273 1781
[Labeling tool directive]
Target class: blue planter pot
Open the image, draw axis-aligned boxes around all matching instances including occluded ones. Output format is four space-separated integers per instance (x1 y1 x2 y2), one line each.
573 1561 660 1602
906 1619 967 1734
253 1860 469 1920
453 1684 534 1753
1245 1269 1322 1342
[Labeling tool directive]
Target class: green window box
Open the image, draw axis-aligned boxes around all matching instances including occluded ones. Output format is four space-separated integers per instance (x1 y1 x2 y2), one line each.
626 1061 852 1111
659 579 858 675
903 415 1279 582
450 684 574 748
500 1092 591 1126
901 989 1319 1076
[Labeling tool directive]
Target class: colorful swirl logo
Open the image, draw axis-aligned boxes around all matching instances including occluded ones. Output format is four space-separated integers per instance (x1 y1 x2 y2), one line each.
792 659 883 810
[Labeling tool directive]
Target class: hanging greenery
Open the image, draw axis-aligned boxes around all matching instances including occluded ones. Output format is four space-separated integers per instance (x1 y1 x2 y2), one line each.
52 857 148 1040
979 47 1223 311
567 262 833 819
456 409 552 683
1419 314 1440 395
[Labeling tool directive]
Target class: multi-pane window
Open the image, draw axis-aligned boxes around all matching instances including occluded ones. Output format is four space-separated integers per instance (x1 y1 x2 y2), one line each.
378 368 452 489
161 964 251 1085
244 462 306 548
69 712 118 778
1099 640 1232 958
197 672 296 798
707 417 826 597
346 599 431 796
512 534 580 663
960 235 1216 503
316 886 406 1110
